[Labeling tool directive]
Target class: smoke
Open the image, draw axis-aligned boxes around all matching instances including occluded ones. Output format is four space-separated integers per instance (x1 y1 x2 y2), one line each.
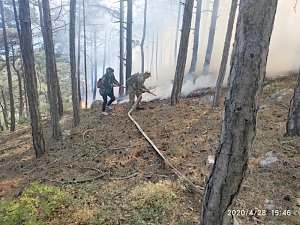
61 0 300 104
267 0 300 75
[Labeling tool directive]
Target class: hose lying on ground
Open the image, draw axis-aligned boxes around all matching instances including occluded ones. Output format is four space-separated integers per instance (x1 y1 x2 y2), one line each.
127 95 203 193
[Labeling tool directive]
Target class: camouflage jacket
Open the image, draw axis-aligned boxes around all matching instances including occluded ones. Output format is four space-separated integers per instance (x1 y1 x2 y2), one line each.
126 73 148 92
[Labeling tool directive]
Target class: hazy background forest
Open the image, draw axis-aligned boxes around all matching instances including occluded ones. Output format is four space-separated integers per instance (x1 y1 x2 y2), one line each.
0 0 299 114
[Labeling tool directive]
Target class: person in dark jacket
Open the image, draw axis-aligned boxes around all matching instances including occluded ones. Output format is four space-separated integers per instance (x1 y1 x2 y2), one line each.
100 67 122 115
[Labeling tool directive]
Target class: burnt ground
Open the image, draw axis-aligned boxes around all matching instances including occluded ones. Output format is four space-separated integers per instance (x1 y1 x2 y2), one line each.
0 74 299 224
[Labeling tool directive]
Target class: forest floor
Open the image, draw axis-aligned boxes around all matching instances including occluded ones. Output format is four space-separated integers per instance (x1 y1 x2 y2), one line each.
0 73 300 225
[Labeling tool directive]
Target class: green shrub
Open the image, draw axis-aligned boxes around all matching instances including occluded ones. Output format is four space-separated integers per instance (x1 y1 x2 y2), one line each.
87 181 180 225
0 182 66 225
126 181 177 224
18 116 29 125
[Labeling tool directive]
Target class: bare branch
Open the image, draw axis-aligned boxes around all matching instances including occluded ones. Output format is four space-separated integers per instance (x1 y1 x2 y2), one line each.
53 0 64 22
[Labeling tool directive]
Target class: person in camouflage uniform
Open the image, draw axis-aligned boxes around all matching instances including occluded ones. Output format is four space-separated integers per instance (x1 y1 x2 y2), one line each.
127 71 151 110
100 67 122 115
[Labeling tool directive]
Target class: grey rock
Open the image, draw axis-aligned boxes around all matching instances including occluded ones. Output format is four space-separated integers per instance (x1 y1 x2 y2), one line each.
260 151 278 167
206 155 215 165
62 130 71 140
265 199 275 210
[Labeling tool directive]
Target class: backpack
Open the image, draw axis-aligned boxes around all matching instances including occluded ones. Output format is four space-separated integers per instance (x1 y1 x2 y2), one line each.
97 78 104 89
126 73 139 86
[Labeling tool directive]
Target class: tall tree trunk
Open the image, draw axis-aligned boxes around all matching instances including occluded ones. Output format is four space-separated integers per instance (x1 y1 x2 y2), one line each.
77 2 82 104
126 0 133 88
0 89 9 130
0 0 16 132
83 0 88 108
119 0 125 96
155 32 159 81
189 0 202 81
102 29 107 76
202 0 220 75
174 0 183 63
286 69 300 136
93 30 98 101
213 0 238 107
0 117 3 131
42 0 62 139
11 45 24 118
200 1 278 224
90 40 94 100
150 35 154 75
70 0 80 127
170 0 194 106
141 0 147 73
23 75 29 117
19 0 46 158
12 0 24 117
12 0 21 52
39 0 63 117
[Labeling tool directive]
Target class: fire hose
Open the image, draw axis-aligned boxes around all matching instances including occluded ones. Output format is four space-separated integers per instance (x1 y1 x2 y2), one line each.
127 95 203 193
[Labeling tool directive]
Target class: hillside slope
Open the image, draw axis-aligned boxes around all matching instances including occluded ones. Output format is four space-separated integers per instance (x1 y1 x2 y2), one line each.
0 74 299 225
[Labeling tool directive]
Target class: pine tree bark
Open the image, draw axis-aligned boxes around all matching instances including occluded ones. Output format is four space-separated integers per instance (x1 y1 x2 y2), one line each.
90 41 94 100
70 0 80 127
189 0 202 78
119 0 125 96
202 0 220 75
150 35 154 75
12 0 24 117
0 117 3 131
155 32 159 81
200 1 278 224
213 0 238 107
83 0 88 108
77 3 82 104
11 45 24 118
93 30 98 101
141 0 147 73
0 0 16 132
170 0 194 106
42 0 62 139
286 69 300 136
102 29 107 76
38 0 63 117
23 76 29 117
19 0 45 158
126 0 133 87
0 89 9 130
174 0 183 63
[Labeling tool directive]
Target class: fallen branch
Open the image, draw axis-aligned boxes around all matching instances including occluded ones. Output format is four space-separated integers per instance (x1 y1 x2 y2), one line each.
76 164 102 173
275 143 295 152
108 172 138 180
128 96 204 193
280 137 300 144
82 129 93 142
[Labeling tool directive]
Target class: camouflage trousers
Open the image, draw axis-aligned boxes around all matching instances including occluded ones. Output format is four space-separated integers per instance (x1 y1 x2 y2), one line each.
128 86 143 109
